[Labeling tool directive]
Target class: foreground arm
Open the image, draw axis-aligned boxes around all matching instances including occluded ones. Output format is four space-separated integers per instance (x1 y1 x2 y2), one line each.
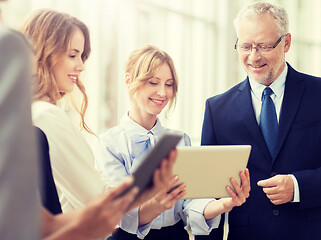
0 28 40 239
42 128 179 240
42 177 138 240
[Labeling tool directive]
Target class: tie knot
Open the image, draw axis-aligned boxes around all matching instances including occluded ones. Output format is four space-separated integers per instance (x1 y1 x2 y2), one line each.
262 87 273 99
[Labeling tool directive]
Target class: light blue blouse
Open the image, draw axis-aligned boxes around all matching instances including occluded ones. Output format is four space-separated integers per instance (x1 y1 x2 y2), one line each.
95 114 220 239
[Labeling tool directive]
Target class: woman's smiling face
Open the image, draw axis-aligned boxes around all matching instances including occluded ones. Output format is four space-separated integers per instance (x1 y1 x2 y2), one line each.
53 27 85 93
132 62 174 118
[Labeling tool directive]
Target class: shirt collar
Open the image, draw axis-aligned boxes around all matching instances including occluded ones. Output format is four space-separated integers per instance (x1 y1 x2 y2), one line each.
120 113 163 136
249 63 287 100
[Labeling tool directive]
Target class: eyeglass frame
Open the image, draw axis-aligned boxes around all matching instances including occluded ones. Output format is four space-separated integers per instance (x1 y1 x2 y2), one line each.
234 34 287 54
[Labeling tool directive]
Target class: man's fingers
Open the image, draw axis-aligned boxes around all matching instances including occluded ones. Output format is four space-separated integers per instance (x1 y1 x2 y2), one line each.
269 195 287 205
262 186 278 195
257 176 277 187
259 175 294 205
263 188 292 205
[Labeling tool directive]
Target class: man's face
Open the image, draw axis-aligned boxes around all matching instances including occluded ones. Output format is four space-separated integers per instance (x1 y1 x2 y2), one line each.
236 13 291 86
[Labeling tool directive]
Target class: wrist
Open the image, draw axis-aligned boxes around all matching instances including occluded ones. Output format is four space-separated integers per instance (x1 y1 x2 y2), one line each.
44 214 86 240
138 199 163 226
203 199 224 220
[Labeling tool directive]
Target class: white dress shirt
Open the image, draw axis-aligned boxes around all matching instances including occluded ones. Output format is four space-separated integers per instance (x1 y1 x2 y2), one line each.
248 64 300 202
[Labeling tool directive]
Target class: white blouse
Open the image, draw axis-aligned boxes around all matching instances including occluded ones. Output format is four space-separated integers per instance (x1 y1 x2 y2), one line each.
32 101 109 213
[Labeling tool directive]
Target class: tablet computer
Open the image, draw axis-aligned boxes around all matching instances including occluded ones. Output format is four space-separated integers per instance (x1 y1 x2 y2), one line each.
173 145 251 199
117 132 183 199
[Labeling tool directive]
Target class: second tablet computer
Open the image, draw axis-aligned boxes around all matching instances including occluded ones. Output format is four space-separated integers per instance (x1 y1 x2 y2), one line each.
117 132 183 199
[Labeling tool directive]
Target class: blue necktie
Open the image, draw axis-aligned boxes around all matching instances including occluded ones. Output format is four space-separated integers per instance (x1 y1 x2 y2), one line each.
260 87 278 158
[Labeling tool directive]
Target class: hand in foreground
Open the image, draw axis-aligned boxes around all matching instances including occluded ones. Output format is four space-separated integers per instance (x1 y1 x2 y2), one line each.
139 176 186 225
203 169 250 219
43 177 138 240
257 174 294 205
75 176 138 238
133 149 178 207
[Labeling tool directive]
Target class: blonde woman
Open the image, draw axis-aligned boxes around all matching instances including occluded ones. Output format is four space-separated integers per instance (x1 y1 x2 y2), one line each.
96 45 251 240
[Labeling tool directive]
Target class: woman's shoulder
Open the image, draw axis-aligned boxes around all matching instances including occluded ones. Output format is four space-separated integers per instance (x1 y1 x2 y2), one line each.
162 128 191 146
32 101 72 133
99 125 125 146
32 101 65 118
162 127 188 136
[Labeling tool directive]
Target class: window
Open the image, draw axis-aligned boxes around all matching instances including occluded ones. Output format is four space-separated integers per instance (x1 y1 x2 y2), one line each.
3 0 321 145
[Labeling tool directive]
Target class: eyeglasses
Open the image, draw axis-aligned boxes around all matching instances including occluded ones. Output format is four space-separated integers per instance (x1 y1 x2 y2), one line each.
234 34 287 54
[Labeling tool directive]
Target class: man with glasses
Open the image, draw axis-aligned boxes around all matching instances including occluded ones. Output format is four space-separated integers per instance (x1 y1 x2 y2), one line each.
197 1 321 240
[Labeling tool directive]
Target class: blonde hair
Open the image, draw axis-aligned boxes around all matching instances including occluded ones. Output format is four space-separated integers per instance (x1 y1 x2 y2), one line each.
22 9 93 133
125 45 178 112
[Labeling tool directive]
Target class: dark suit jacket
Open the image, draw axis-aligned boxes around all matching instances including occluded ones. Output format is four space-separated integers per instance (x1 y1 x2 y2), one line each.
197 63 321 240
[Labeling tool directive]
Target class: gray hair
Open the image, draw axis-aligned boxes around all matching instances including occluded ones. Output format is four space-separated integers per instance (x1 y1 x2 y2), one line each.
234 1 289 36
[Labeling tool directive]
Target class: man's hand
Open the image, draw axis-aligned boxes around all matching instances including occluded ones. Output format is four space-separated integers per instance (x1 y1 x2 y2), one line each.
257 175 294 205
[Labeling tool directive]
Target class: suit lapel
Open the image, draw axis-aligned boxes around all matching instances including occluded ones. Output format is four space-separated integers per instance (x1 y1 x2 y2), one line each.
273 64 305 163
236 78 272 160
